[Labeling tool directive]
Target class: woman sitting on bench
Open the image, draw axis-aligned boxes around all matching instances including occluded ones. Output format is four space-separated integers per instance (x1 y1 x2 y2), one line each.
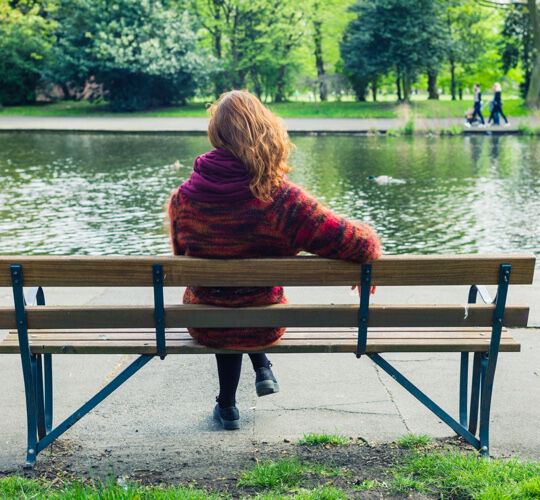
168 90 381 430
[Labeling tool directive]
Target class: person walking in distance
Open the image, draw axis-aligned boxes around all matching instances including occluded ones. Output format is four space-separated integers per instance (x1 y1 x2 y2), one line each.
488 82 509 126
471 84 485 127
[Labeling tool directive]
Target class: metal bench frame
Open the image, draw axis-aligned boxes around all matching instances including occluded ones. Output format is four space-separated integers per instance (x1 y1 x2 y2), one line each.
9 261 511 468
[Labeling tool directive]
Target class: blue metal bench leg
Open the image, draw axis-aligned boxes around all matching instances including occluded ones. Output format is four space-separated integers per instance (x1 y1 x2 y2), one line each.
459 353 469 427
478 264 511 457
33 354 47 439
44 354 53 433
10 265 39 468
468 352 483 435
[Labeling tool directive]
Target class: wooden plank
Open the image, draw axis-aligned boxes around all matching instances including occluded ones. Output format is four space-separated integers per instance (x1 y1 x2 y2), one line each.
0 337 520 354
5 328 512 341
0 254 535 287
0 304 530 329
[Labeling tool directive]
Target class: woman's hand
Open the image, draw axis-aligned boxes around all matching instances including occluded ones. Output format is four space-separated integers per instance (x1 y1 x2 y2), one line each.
351 285 377 295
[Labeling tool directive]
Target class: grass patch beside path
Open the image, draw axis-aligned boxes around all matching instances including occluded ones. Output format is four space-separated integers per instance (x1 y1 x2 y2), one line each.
0 476 217 499
3 440 540 499
391 451 540 499
0 100 397 119
395 433 432 449
298 433 349 446
238 457 348 491
2 98 530 119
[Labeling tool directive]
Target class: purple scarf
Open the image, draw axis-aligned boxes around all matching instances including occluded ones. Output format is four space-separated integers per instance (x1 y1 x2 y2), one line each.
180 148 254 203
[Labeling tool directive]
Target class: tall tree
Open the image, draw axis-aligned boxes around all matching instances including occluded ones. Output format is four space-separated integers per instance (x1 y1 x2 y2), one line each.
342 0 445 102
526 0 540 107
0 0 56 105
48 0 212 111
500 3 534 98
192 0 304 101
445 0 490 100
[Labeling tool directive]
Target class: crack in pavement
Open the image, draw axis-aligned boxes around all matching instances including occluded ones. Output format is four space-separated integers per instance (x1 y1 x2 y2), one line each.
371 363 411 433
253 406 397 417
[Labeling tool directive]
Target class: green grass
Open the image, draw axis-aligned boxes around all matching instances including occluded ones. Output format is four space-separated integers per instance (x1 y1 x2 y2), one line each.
1 97 532 119
518 122 540 136
390 451 540 499
0 476 218 499
395 434 432 449
298 433 349 446
238 458 347 491
291 486 349 499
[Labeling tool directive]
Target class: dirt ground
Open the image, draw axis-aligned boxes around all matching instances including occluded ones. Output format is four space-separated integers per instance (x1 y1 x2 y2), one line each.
0 437 470 498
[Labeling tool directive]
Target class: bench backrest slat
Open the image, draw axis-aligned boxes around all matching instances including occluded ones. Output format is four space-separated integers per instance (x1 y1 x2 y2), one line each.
0 254 535 287
0 304 530 329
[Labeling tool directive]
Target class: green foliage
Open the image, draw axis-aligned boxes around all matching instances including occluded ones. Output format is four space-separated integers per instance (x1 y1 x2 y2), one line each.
0 476 218 499
395 434 431 449
46 0 213 111
390 451 540 499
500 4 534 98
192 0 305 101
401 119 416 136
341 0 446 101
292 486 348 499
0 1 57 105
298 433 349 446
238 458 346 491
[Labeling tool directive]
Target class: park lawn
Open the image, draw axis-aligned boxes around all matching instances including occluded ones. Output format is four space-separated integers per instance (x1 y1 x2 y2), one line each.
0 98 529 119
2 441 540 499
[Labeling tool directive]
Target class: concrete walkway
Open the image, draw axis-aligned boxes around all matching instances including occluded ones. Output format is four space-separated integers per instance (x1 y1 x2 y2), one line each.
0 115 538 133
1 280 539 473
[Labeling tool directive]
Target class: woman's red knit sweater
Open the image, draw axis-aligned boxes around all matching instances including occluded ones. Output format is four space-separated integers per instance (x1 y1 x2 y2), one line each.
168 180 381 350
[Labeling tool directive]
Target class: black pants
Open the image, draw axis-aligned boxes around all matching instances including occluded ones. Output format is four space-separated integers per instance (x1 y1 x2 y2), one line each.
489 103 508 124
215 353 270 407
472 102 484 124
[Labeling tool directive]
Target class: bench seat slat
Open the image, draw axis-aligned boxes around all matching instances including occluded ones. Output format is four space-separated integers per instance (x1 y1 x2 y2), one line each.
0 304 530 329
0 328 520 354
3 327 511 341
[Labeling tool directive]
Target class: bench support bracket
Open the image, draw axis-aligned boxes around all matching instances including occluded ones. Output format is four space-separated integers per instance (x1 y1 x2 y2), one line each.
368 264 511 457
356 264 372 358
153 264 166 360
368 353 481 449
11 263 157 468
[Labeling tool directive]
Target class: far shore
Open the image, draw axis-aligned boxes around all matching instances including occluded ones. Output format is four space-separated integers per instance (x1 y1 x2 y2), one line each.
1 115 540 135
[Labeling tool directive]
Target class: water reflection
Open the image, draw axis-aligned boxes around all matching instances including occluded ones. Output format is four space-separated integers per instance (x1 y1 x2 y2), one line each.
0 132 538 257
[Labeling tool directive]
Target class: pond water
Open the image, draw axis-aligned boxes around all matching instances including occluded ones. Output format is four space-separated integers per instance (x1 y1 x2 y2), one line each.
0 132 539 258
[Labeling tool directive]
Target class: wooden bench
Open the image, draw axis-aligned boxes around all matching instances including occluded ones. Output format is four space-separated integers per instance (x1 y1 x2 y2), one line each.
0 253 535 467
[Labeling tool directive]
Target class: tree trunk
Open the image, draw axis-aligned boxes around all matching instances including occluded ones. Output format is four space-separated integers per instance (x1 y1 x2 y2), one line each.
402 75 412 102
371 78 377 102
526 0 540 107
427 70 439 99
450 59 457 101
313 18 327 101
458 85 463 100
274 65 287 102
396 68 402 101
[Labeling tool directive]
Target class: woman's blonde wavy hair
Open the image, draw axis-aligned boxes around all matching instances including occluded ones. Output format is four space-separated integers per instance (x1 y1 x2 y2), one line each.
208 90 293 201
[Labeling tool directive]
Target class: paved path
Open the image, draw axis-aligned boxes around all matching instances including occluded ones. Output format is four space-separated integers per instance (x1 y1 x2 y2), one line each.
0 115 538 133
1 281 539 473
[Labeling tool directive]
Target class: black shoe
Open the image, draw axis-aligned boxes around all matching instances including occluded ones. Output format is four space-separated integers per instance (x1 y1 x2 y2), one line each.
213 403 240 430
255 364 280 397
